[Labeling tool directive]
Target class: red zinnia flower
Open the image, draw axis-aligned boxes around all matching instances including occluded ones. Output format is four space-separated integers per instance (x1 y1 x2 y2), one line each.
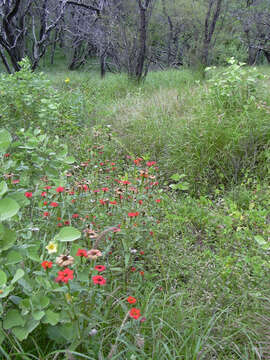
128 212 139 217
127 296 137 304
155 199 161 203
43 201 48 205
129 308 141 320
41 191 47 197
94 265 106 272
146 161 156 167
44 186 52 190
131 267 136 272
140 251 144 255
57 223 63 227
43 211 50 217
64 220 70 225
72 213 79 218
102 187 109 192
50 202 59 207
41 261 52 269
92 275 106 285
76 249 87 257
25 192 33 198
12 179 20 184
56 186 65 193
4 153 10 158
55 268 74 283
109 200 117 205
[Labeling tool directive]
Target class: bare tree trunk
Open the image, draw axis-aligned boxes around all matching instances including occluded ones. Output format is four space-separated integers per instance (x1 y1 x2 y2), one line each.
202 0 223 66
135 0 152 82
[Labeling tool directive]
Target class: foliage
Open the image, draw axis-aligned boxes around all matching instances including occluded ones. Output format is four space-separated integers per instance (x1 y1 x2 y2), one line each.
0 65 270 359
0 58 59 130
205 57 265 111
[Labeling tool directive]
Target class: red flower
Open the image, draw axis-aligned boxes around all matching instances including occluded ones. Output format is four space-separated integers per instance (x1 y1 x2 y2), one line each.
121 180 131 185
109 200 117 205
130 267 136 272
4 153 10 158
92 275 106 285
44 186 52 190
140 251 144 255
76 249 87 257
129 308 141 320
43 211 50 217
50 202 59 207
99 199 106 205
41 191 47 197
102 187 109 192
24 192 33 198
128 212 139 217
55 268 74 283
72 213 79 219
69 191 75 195
140 271 144 276
146 161 156 167
12 179 20 184
57 223 63 227
43 201 48 205
134 158 143 165
138 200 143 205
41 261 52 269
56 186 65 193
64 220 70 225
155 199 161 203
127 296 137 304
94 265 106 272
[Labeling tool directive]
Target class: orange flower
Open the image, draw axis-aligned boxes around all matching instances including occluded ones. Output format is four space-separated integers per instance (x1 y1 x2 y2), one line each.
129 308 141 320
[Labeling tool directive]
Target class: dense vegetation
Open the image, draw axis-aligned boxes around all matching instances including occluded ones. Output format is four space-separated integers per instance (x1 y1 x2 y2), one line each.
0 58 270 359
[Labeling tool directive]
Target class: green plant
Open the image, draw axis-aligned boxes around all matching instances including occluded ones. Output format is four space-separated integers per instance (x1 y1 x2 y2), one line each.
205 57 265 111
0 58 59 130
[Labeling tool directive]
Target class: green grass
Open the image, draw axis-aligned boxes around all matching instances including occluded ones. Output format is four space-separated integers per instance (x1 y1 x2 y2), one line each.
1 63 270 359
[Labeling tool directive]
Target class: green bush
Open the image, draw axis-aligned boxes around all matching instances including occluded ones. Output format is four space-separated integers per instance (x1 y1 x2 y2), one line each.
0 58 59 131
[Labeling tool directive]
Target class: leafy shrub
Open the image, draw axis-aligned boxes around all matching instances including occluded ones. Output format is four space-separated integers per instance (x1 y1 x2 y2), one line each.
0 58 59 130
205 57 265 111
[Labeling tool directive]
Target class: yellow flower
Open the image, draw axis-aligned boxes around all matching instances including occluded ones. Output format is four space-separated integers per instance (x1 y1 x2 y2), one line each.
65 77 70 83
46 241 58 254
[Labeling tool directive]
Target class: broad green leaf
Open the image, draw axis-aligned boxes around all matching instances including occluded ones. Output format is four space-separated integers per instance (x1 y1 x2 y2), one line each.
0 224 16 251
64 156 75 164
32 310 45 321
0 197 20 221
12 327 28 341
31 295 50 309
55 226 81 242
26 246 40 262
0 129 12 152
0 270 7 286
0 329 4 345
11 269 25 285
0 181 8 197
6 250 23 265
255 235 267 246
9 192 30 207
3 309 25 329
43 310 60 326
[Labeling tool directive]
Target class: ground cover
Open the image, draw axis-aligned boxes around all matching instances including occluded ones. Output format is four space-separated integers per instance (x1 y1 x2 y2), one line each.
0 59 270 359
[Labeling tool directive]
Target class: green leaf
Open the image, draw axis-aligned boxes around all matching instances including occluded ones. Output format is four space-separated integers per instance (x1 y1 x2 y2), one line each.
0 129 12 152
43 310 60 326
6 250 23 265
3 309 25 329
31 295 50 309
55 226 81 242
32 310 45 321
11 269 25 285
255 235 267 246
12 327 28 341
64 156 75 164
0 224 16 251
0 197 20 221
0 181 8 197
0 285 14 298
9 192 30 207
0 270 7 286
